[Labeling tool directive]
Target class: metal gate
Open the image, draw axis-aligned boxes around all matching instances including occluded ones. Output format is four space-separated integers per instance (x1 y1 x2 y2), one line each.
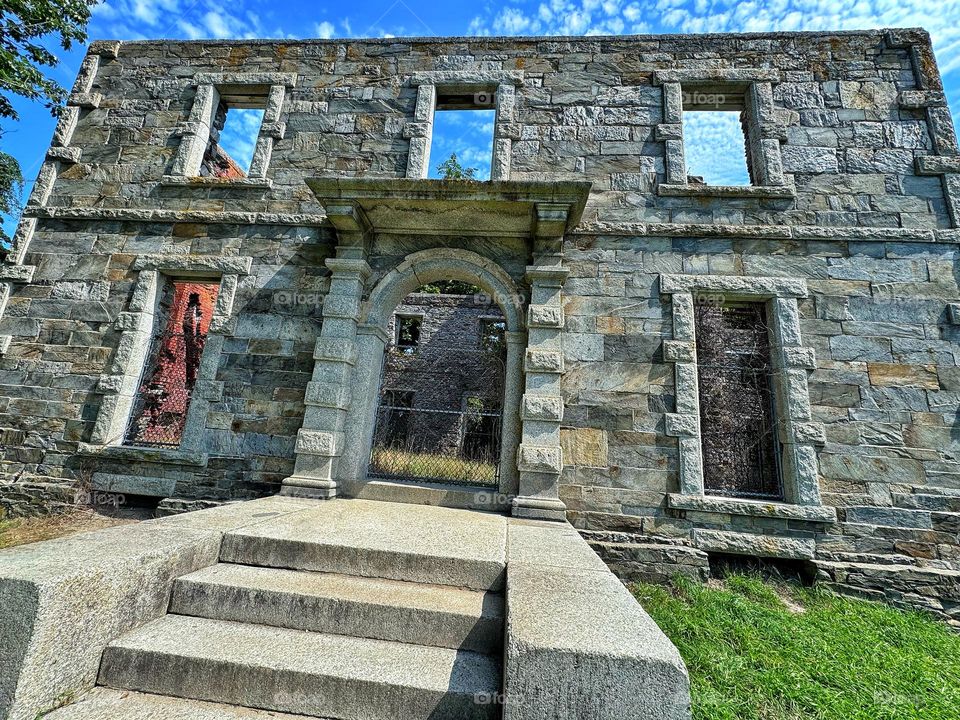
368 344 505 487
124 331 204 447
695 302 783 500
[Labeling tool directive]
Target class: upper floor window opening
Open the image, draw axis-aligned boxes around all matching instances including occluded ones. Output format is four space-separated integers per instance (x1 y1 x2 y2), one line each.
200 87 268 178
682 86 753 186
428 88 496 181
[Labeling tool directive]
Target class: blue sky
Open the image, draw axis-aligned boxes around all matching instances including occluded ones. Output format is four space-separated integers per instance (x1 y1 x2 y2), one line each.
4 0 960 234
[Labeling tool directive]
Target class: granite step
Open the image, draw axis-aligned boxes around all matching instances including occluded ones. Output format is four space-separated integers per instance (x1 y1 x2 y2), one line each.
218 499 508 591
44 688 327 720
99 614 500 720
170 562 504 653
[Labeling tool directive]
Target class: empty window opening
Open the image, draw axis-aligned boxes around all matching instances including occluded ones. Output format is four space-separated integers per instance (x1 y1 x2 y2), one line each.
200 94 265 178
395 315 422 352
694 301 782 500
682 86 753 186
125 279 220 448
428 90 496 181
369 283 505 486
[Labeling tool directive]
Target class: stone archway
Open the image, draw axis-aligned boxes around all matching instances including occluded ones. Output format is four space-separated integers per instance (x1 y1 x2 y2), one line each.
337 248 526 507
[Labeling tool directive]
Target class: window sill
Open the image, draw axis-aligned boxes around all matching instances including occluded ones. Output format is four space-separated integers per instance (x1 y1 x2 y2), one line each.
657 183 795 199
77 442 208 467
667 493 836 522
160 175 273 189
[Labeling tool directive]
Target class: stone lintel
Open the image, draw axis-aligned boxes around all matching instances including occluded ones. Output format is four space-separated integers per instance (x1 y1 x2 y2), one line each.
132 254 253 275
160 175 273 189
657 183 796 199
660 273 808 298
652 68 781 85
409 70 524 87
195 71 298 87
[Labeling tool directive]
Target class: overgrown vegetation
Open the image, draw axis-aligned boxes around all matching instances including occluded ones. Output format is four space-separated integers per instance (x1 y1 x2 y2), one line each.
1 0 99 245
436 152 478 180
633 575 960 720
0 509 132 549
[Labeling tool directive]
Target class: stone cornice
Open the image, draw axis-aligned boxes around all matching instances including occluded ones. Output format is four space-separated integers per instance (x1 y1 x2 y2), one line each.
23 205 957 243
305 177 592 239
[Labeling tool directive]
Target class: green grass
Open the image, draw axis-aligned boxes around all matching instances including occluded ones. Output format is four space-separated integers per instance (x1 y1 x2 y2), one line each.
370 447 497 484
632 575 960 720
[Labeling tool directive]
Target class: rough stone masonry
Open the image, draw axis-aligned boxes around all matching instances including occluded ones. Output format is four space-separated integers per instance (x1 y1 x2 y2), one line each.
1 28 959 622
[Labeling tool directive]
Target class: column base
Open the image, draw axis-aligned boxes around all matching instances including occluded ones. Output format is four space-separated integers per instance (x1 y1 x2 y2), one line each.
511 495 568 522
280 476 338 500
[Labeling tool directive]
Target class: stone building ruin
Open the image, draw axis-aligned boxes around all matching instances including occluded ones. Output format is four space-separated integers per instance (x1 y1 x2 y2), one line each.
1 28 959 627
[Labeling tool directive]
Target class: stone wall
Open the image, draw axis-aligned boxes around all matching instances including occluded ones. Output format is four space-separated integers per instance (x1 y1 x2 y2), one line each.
1 29 959 620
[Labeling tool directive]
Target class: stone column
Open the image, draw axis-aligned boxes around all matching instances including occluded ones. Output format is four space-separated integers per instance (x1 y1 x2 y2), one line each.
512 204 570 522
281 202 371 500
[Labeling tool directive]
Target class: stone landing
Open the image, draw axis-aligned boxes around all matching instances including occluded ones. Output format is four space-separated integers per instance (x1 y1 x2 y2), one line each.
3 497 690 720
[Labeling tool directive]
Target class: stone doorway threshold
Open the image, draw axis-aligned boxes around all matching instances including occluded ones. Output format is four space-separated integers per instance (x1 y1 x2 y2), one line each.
339 476 512 513
3 496 691 720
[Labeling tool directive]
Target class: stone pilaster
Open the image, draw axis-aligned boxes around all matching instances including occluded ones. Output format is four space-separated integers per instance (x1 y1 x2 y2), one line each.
512 205 569 521
281 202 371 499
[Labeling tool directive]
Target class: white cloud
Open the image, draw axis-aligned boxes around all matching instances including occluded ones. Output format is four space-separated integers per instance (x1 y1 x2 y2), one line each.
496 8 534 33
466 0 960 81
463 0 960 129
203 10 232 39
682 110 751 185
315 21 335 39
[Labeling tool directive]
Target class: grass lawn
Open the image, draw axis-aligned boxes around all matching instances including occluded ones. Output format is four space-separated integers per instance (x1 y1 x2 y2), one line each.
633 575 960 720
0 510 134 550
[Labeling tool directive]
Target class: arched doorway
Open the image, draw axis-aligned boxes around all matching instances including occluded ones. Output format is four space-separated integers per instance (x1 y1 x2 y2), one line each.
335 248 525 503
368 281 507 486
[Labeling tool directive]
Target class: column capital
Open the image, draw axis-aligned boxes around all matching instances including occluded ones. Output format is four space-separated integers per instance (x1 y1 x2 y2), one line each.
525 265 569 286
325 257 372 279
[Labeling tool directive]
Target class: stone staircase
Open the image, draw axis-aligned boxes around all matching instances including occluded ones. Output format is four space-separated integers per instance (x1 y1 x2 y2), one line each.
49 500 508 720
